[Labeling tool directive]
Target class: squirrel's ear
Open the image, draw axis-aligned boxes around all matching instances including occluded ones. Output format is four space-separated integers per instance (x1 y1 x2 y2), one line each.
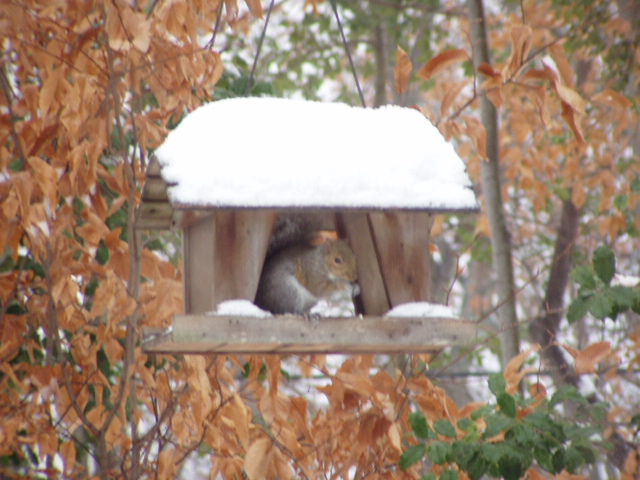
309 230 339 247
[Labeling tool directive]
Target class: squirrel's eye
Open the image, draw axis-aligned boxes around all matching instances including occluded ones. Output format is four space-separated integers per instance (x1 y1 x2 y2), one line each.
334 256 343 264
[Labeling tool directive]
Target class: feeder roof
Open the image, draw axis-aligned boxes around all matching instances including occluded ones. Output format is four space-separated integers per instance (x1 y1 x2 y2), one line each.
146 97 479 218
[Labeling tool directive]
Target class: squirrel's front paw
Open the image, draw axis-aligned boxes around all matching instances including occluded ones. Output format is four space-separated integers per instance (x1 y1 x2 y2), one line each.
303 312 322 322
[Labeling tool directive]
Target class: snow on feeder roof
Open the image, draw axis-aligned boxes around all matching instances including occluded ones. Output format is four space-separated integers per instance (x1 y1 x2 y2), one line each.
148 97 479 215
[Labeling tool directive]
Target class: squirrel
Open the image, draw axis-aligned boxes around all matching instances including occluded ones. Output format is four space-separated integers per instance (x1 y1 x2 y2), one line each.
254 215 359 315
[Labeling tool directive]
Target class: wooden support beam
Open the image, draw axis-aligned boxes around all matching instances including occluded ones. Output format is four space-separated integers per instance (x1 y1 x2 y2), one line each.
341 213 390 315
369 212 433 307
142 314 477 355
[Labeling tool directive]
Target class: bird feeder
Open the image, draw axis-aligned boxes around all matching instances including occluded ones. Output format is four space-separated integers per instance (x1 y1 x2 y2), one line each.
137 97 480 354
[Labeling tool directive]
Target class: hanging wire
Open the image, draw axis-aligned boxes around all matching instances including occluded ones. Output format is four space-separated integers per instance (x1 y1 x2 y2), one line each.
246 0 276 96
329 0 366 108
205 1 225 50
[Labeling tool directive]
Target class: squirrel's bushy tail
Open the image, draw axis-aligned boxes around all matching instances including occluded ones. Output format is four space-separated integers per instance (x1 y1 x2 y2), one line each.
267 213 338 256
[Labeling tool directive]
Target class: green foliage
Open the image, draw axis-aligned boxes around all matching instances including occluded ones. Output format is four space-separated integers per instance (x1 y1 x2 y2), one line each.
409 411 433 439
567 245 640 323
400 380 602 479
213 69 274 100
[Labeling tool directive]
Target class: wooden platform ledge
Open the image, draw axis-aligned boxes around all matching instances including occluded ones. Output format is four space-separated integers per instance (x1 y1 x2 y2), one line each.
142 315 477 355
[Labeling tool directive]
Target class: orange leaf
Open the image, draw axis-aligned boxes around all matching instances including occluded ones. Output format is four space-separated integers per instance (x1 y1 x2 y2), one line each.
39 68 63 120
394 46 412 94
522 67 558 83
245 437 272 480
211 51 225 87
592 88 633 109
560 100 586 144
185 355 213 419
504 25 532 79
230 394 250 447
528 382 547 409
266 355 281 397
76 212 110 247
157 448 178 479
418 49 469 80
127 13 151 53
477 62 501 78
575 341 611 374
463 116 487 160
480 76 503 109
504 345 540 393
554 81 587 115
549 43 574 88
60 441 76 475
526 466 549 480
562 343 579 359
225 0 239 19
245 0 263 18
441 82 466 116
572 186 587 209
530 85 551 127
388 422 402 452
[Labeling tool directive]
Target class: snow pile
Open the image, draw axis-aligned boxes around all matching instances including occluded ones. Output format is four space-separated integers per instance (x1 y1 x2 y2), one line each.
209 299 273 318
385 302 458 319
154 97 478 211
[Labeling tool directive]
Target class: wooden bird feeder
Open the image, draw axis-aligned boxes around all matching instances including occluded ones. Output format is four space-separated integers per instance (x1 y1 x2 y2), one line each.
137 97 480 355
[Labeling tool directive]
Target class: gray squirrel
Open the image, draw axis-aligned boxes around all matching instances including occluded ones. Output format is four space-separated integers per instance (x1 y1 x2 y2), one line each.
254 215 359 315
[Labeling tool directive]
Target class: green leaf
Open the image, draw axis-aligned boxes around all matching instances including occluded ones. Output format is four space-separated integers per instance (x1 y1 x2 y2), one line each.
9 159 23 171
481 443 502 463
434 419 457 438
483 413 513 439
588 293 614 320
457 418 473 431
523 413 566 443
570 265 596 288
409 411 431 439
507 423 535 447
567 296 592 323
24 257 45 278
498 453 526 480
631 176 640 193
427 441 451 464
549 385 584 407
0 252 14 273
96 241 110 265
399 444 426 470
471 405 493 421
451 440 475 467
633 290 640 314
497 392 517 418
534 446 554 472
6 300 26 315
488 373 506 396
614 194 629 211
565 446 585 472
606 285 636 308
630 413 640 430
420 475 437 480
552 185 571 201
441 469 459 480
593 245 615 285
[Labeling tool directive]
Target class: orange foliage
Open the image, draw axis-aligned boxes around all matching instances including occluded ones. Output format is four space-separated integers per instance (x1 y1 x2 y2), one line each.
1 0 639 478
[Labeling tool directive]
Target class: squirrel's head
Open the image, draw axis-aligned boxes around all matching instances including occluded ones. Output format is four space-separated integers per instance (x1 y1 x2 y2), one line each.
322 239 358 282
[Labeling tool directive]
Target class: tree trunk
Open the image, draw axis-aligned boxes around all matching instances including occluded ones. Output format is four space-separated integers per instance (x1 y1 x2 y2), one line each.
465 0 521 365
529 199 581 387
371 23 388 107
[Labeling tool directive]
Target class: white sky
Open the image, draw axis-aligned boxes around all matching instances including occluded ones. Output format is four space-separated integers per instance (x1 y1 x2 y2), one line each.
155 97 479 211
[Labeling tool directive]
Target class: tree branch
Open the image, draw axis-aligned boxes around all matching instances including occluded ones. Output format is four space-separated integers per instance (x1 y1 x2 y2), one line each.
466 0 521 366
